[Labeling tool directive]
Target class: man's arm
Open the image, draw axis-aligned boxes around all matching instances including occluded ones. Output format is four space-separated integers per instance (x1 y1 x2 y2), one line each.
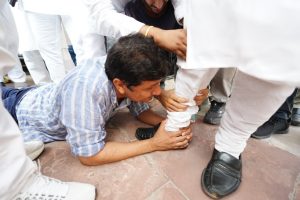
78 121 191 166
84 0 187 58
84 0 144 38
140 26 187 59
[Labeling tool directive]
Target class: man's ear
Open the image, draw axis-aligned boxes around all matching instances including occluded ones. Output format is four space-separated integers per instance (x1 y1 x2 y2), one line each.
112 78 126 95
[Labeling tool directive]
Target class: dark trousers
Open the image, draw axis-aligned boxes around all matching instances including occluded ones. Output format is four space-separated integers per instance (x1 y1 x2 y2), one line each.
1 86 34 123
274 88 298 120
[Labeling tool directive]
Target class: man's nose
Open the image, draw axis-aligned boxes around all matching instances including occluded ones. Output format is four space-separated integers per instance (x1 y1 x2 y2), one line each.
153 1 164 10
152 85 162 96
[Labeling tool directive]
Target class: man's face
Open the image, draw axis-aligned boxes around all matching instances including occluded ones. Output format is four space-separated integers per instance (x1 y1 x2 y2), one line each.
144 0 168 14
125 80 162 103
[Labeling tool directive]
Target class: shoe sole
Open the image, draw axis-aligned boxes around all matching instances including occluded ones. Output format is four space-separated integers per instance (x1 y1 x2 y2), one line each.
28 144 45 160
291 121 300 126
251 134 272 139
274 128 289 134
203 117 221 125
201 168 240 199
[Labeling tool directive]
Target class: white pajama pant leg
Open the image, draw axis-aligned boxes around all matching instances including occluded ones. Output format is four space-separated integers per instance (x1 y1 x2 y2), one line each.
165 67 218 131
0 4 26 83
26 12 66 83
22 50 51 85
60 16 76 72
0 3 35 199
0 99 36 199
210 68 237 103
61 15 82 66
6 59 27 83
215 71 295 158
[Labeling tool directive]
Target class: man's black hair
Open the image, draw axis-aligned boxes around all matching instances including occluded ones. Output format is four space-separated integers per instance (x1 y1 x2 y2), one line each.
105 34 171 87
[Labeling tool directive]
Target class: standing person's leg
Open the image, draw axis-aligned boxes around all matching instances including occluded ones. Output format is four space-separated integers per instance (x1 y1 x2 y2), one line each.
252 88 298 139
22 50 51 85
26 12 66 83
4 6 26 83
201 70 295 198
210 68 237 103
12 5 52 85
6 58 27 83
291 89 300 126
0 97 36 200
273 89 297 120
293 89 300 108
0 3 26 83
204 68 237 125
165 67 218 131
61 15 83 67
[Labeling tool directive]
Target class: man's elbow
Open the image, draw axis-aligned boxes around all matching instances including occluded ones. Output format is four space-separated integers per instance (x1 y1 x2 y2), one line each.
78 150 110 166
78 156 98 166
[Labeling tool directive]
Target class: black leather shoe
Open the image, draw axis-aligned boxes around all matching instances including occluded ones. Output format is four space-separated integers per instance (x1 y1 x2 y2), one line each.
201 149 242 199
203 101 226 125
135 123 160 140
251 117 289 139
291 108 300 126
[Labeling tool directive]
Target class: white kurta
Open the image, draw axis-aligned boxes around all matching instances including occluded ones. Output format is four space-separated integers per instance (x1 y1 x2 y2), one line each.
185 0 300 86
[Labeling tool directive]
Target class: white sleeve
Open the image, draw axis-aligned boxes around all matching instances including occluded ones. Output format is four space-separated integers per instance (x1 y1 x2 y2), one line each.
84 0 145 38
171 0 185 25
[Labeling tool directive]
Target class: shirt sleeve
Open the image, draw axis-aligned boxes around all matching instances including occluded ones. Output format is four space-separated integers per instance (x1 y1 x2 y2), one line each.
84 0 144 38
171 0 185 25
128 101 150 117
60 75 107 157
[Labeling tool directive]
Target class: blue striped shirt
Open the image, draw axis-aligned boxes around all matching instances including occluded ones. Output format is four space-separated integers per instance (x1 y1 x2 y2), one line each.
17 57 149 157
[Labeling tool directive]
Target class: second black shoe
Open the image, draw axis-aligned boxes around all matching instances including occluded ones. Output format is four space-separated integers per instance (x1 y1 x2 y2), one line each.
251 117 289 139
135 123 160 140
203 100 226 125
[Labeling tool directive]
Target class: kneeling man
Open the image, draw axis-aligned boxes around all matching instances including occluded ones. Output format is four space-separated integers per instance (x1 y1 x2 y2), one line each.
1 34 192 166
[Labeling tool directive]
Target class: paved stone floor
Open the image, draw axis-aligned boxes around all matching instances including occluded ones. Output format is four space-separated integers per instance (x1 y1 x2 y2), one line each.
9 76 300 200
37 100 300 200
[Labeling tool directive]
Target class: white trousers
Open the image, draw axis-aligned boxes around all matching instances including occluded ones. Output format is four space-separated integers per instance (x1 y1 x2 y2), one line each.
26 12 77 83
0 96 36 199
166 68 294 158
210 68 237 103
22 50 51 85
166 68 218 131
0 2 36 199
12 5 52 85
0 4 26 83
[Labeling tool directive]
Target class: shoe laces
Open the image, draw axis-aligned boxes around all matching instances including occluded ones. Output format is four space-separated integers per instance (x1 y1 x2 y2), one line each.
14 160 68 200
